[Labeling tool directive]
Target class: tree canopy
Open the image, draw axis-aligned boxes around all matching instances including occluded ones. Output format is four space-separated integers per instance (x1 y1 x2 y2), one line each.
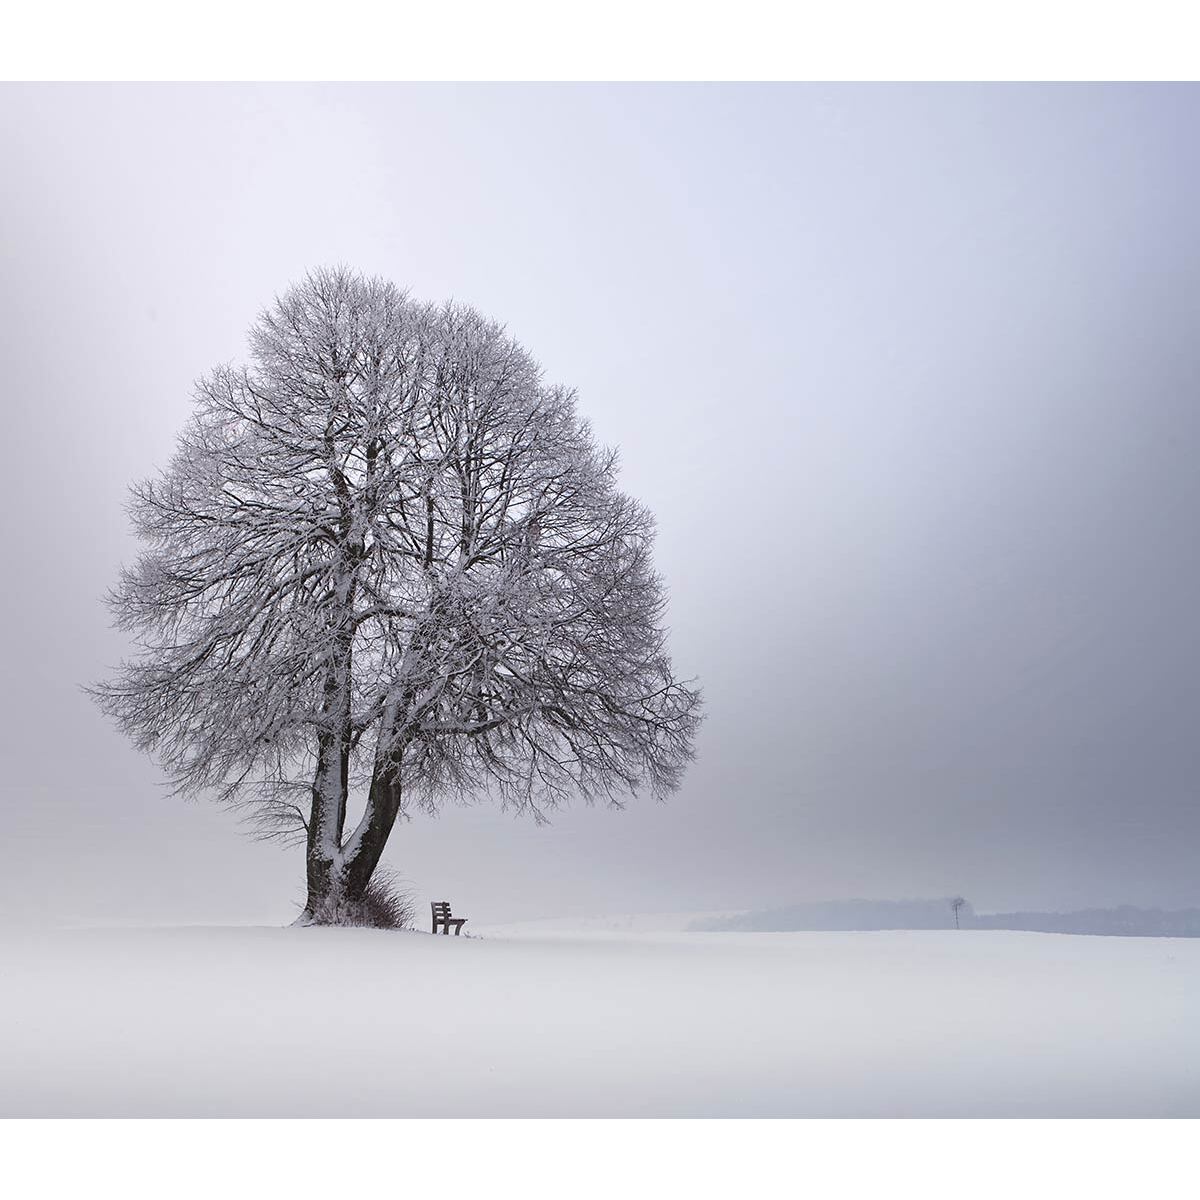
95 267 702 924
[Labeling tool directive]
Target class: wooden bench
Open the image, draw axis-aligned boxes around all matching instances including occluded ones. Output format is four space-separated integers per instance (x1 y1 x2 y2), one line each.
431 900 467 935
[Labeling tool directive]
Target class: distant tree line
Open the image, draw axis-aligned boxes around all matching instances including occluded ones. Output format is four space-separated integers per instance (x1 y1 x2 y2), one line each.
691 899 1200 937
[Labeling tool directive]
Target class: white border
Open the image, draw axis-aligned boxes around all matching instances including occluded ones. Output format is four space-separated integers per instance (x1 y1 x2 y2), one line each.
3 13 1197 1194
2 1118 1198 1199
1 1 1198 82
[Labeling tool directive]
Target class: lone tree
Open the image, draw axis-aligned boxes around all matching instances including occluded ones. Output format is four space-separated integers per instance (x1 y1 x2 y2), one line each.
94 268 702 925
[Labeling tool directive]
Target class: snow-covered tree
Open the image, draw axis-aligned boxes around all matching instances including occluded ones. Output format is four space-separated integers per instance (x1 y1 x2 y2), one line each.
94 268 702 924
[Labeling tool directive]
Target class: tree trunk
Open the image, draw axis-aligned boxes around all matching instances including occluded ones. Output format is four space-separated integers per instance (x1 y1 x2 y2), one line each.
299 862 373 925
342 767 404 899
298 742 405 926
298 854 350 925
300 620 354 924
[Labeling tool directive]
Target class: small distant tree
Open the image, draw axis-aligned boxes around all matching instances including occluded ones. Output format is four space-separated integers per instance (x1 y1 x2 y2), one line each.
94 268 702 925
951 896 966 929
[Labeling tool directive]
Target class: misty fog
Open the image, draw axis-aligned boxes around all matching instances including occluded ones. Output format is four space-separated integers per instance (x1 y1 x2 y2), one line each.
3 83 1200 925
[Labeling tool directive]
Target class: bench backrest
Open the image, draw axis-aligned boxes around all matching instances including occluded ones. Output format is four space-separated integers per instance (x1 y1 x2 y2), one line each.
432 901 453 917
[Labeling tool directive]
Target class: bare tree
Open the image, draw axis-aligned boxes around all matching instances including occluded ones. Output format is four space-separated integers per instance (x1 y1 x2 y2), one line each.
951 897 966 929
93 268 702 924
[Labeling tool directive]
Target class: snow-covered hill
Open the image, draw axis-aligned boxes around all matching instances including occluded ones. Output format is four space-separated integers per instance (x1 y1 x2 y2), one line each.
1 925 1195 1116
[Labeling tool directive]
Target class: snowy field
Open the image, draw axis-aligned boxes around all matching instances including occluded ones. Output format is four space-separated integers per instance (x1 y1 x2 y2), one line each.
1 923 1197 1117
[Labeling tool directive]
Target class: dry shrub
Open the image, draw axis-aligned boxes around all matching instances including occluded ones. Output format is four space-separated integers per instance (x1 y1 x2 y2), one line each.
295 870 417 930
355 871 417 930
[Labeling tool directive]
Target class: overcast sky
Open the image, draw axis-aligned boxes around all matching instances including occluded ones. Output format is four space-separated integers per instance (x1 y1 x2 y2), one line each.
3 83 1200 925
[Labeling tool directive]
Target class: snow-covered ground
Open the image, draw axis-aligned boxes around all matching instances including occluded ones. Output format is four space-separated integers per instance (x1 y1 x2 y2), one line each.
1 924 1196 1116
476 910 737 935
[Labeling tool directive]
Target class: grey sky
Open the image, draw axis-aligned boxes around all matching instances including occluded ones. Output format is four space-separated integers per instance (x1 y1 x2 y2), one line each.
3 83 1200 924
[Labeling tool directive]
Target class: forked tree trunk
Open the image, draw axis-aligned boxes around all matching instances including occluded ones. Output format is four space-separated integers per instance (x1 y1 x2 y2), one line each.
298 753 405 925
